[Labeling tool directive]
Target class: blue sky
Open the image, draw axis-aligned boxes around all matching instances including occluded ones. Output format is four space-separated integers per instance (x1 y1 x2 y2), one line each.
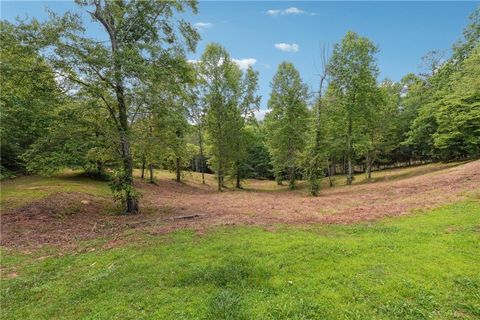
1 1 478 115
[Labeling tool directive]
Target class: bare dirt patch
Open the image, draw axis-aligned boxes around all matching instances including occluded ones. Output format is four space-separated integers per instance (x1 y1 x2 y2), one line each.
1 160 479 248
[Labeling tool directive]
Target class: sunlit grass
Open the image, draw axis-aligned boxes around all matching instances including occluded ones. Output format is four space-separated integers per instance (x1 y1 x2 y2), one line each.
0 171 110 211
137 161 467 192
1 161 467 212
1 200 479 319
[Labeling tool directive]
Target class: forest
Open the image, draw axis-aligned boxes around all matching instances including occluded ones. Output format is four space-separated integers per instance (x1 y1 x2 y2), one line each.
1 2 478 213
1 1 479 319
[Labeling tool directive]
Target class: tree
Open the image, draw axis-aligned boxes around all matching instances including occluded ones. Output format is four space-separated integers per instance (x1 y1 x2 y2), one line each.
362 80 399 181
328 31 379 185
305 46 329 196
231 66 260 188
242 124 274 180
24 95 116 178
20 0 199 213
0 21 59 177
198 43 244 191
188 77 207 184
432 46 480 158
265 62 309 190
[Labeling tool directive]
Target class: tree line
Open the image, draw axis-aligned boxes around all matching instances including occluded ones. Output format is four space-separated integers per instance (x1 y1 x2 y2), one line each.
1 1 478 213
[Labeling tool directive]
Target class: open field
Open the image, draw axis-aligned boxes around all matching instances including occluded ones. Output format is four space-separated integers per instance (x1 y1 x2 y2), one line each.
1 202 480 319
1 161 480 319
2 2 479 319
1 160 479 248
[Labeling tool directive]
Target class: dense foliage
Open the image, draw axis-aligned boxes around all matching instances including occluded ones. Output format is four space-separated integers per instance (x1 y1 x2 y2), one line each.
1 3 478 210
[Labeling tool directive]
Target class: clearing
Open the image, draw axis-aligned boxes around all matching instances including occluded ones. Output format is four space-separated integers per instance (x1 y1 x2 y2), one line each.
1 161 479 319
1 160 479 248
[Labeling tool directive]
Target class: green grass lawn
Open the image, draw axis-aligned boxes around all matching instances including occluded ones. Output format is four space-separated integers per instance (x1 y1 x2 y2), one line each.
2 200 479 319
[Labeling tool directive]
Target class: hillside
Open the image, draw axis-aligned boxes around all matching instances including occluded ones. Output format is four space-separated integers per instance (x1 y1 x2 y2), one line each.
1 161 479 319
1 160 479 248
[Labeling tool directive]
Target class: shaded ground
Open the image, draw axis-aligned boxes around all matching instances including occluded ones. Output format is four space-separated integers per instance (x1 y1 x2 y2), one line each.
1 160 479 248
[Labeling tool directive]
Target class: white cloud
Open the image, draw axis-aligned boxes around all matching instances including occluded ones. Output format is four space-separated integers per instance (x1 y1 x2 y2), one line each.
274 43 299 53
232 58 257 70
284 7 304 15
266 9 280 16
265 7 315 16
187 59 198 64
194 22 213 29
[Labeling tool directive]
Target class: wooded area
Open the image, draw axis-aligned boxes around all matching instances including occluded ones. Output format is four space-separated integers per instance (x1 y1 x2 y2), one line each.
1 1 479 214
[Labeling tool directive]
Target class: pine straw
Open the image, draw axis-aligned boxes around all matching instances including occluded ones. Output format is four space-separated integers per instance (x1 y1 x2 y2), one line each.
1 160 479 249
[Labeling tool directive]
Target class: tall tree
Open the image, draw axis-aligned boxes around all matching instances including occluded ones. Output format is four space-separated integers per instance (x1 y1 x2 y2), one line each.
198 43 243 191
305 47 329 196
432 46 480 158
231 66 260 188
362 80 399 181
265 62 309 190
21 0 199 213
328 31 379 185
188 78 207 184
0 22 59 177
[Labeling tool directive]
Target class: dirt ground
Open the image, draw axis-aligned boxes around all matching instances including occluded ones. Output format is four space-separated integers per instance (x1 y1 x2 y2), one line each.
1 160 479 248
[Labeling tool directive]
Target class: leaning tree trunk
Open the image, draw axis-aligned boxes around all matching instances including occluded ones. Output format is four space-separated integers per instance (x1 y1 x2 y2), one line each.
98 7 138 214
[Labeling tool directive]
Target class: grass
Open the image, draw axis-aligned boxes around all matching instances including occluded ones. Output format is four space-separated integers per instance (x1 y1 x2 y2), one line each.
2 200 479 319
134 161 467 193
0 171 110 211
0 162 464 212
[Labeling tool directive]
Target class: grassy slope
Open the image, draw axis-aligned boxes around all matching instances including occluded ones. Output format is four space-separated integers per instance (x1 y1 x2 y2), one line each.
135 161 466 192
2 200 479 319
0 171 110 211
0 162 464 212
1 162 479 319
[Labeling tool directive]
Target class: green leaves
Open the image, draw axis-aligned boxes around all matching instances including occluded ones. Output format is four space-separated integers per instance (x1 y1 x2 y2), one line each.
265 62 310 188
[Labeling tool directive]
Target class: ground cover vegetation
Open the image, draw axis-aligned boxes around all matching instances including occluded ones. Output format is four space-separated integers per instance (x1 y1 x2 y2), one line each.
1 2 480 318
1 2 478 211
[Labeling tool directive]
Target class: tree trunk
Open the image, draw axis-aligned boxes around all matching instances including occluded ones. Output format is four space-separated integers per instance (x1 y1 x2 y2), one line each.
346 116 353 185
198 130 205 185
217 165 223 191
109 17 138 214
149 164 154 184
141 158 145 179
90 4 145 214
328 159 334 187
176 157 181 182
120 132 138 214
235 161 241 188
366 153 373 182
288 166 295 190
